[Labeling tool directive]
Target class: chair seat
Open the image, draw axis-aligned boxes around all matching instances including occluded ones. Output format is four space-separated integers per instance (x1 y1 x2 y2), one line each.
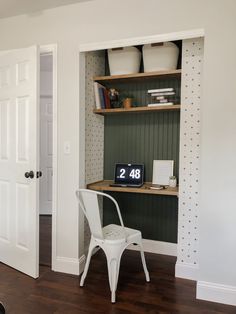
102 224 141 244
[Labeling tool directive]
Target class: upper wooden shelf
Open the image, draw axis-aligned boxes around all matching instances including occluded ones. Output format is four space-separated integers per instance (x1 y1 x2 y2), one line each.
93 69 181 83
87 180 178 197
93 104 180 115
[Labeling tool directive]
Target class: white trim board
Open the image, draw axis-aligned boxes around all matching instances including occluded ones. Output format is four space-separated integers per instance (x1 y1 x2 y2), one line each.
53 256 81 275
175 261 199 281
127 239 177 257
40 44 58 274
79 28 205 52
197 281 236 307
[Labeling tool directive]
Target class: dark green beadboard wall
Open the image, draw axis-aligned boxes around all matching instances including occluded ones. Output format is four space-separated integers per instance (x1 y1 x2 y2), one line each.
103 77 180 243
103 193 178 243
104 111 180 180
104 77 181 108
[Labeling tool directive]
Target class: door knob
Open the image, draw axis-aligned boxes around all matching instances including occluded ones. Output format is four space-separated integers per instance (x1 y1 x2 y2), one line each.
36 171 42 178
25 171 34 179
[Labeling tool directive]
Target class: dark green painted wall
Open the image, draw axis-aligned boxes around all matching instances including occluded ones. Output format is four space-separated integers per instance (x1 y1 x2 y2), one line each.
103 193 178 242
104 111 180 181
103 77 180 243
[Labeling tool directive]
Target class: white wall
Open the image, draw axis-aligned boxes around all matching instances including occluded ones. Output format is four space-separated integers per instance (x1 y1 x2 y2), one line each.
0 0 236 304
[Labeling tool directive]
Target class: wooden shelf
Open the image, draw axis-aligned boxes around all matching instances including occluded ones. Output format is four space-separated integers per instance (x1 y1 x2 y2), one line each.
87 180 178 197
93 104 181 115
93 69 181 83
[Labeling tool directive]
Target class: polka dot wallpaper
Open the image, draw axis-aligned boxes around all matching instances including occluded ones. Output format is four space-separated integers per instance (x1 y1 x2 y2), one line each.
177 37 204 268
84 51 105 251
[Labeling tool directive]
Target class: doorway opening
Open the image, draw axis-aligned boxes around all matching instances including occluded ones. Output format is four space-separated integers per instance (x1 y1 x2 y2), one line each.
79 32 204 280
39 53 53 267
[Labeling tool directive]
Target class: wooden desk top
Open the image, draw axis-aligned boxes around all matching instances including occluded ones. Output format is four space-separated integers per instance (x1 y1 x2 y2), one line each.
87 180 178 197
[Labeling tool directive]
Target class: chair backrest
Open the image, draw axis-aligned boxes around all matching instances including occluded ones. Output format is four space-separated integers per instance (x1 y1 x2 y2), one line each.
76 189 126 241
76 189 104 240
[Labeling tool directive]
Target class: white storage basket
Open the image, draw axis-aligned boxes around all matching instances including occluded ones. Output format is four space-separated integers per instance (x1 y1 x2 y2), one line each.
143 42 179 72
108 47 141 75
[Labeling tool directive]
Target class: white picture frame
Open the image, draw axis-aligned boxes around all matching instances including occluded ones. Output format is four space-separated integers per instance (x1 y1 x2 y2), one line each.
152 160 174 186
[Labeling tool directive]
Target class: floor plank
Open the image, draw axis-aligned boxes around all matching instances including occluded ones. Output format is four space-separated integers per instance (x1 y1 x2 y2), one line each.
0 250 235 313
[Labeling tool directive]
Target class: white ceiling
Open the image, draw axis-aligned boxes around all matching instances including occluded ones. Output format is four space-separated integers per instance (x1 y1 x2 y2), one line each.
0 0 92 19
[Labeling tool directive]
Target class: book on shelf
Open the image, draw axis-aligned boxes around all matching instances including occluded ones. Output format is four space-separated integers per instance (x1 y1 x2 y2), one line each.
94 82 111 109
148 102 174 107
103 89 111 109
94 82 103 109
150 91 175 96
98 87 106 109
148 87 177 106
158 99 170 103
148 87 174 94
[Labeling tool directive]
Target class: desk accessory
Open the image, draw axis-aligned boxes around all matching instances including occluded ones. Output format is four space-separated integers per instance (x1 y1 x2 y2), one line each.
108 88 120 108
123 97 133 109
151 160 174 186
110 163 144 187
169 176 177 188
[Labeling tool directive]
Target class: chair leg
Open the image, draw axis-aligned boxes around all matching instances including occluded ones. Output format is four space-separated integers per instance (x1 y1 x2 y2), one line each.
80 240 95 287
106 252 122 303
139 242 150 282
0 302 5 314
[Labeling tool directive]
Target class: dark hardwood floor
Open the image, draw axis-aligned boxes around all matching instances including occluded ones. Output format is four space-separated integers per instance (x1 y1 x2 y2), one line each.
0 218 235 313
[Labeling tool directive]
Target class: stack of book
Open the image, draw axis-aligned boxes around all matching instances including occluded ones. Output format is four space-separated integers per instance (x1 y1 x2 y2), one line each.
147 87 175 107
94 82 111 109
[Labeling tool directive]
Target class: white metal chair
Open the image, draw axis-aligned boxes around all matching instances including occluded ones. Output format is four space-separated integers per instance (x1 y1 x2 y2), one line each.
76 189 150 303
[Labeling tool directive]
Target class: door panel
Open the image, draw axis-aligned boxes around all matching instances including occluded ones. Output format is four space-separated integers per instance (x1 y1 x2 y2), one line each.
0 46 39 278
16 183 30 249
16 96 30 161
0 99 10 160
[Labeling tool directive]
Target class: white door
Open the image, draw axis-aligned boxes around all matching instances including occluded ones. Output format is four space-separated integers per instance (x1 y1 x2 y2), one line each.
40 97 53 214
0 46 39 278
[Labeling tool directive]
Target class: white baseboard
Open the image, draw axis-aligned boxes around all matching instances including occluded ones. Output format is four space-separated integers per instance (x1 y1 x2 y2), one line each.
127 239 177 256
197 281 236 306
52 256 80 275
175 261 199 280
